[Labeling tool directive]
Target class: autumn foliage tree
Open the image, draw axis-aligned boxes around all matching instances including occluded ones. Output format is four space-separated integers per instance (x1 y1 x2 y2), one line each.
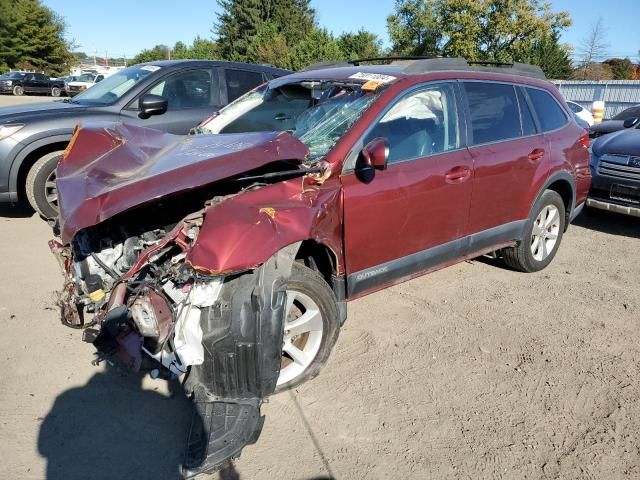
387 0 571 63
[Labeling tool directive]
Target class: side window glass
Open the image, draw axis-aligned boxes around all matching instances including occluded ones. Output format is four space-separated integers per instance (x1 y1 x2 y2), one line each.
464 82 521 144
517 88 537 136
143 69 217 110
363 84 460 164
526 87 568 132
225 69 263 102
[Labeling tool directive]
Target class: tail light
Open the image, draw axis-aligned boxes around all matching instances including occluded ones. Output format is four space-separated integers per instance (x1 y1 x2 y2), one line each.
580 130 590 149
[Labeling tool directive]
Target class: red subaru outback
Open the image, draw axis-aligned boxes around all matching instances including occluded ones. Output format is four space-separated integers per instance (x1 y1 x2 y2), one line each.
50 58 591 475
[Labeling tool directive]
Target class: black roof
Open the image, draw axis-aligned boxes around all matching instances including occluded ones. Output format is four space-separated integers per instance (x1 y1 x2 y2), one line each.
137 59 291 76
304 57 545 80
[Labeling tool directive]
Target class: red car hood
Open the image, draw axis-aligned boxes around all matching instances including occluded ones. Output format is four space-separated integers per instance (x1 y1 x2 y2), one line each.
57 122 309 243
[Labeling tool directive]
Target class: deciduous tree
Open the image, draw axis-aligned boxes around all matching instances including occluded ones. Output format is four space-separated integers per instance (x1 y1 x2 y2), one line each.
337 30 383 60
387 0 571 62
577 17 608 80
287 29 343 71
603 58 633 80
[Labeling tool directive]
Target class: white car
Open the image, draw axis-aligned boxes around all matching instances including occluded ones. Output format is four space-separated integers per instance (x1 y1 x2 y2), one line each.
566 101 594 126
65 73 106 97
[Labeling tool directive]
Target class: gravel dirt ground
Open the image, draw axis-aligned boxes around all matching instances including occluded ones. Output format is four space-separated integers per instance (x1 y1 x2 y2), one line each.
0 95 638 480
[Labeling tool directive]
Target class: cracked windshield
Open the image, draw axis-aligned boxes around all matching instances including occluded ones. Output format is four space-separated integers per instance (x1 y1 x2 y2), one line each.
201 82 380 161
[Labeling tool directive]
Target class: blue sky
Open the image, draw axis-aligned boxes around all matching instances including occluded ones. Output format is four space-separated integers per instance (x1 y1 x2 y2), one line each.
43 0 640 61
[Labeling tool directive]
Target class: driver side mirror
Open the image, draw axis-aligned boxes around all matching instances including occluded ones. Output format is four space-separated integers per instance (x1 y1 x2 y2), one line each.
139 94 168 119
623 117 640 129
355 137 389 183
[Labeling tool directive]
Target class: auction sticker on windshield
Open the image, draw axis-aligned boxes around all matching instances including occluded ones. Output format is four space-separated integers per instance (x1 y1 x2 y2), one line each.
349 72 396 83
141 65 162 72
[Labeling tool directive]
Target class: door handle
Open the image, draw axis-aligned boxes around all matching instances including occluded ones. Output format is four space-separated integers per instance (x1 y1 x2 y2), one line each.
445 166 471 183
528 148 545 161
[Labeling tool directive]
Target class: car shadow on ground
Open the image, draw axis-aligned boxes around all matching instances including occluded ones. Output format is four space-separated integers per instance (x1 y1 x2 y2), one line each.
38 366 334 480
572 209 640 239
0 203 35 218
37 366 193 480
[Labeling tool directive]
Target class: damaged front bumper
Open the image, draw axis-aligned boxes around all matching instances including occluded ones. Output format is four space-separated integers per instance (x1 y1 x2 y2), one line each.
49 234 295 476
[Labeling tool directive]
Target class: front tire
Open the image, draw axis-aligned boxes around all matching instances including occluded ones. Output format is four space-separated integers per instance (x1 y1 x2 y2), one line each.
25 150 64 218
13 85 24 96
502 190 566 272
51 86 61 97
275 262 341 393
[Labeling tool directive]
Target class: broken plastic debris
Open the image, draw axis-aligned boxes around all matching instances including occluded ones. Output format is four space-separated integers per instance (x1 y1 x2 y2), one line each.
174 280 223 367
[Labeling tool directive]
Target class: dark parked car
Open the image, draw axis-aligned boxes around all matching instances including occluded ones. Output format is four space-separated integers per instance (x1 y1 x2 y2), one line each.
49 57 590 475
0 60 290 217
589 128 640 217
590 104 640 138
0 72 65 97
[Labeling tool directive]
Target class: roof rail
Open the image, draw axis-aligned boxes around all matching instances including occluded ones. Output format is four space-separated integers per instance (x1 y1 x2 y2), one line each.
404 58 546 79
303 56 546 80
302 56 436 71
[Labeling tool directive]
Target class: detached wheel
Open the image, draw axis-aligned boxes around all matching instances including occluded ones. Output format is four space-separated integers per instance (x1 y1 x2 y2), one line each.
25 150 64 218
503 190 566 272
275 262 340 393
51 86 61 97
13 85 24 96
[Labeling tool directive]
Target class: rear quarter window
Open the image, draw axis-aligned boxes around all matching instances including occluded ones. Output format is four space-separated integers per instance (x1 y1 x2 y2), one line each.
526 88 568 132
464 82 522 145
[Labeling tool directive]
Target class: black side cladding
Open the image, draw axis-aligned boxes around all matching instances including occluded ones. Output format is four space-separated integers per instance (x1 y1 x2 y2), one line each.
181 243 299 477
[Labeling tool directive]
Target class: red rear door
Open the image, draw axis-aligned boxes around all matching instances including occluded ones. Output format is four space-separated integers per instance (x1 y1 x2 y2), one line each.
463 82 549 234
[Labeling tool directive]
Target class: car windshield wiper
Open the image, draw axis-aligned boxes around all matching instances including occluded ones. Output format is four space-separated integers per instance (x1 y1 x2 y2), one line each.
62 98 77 104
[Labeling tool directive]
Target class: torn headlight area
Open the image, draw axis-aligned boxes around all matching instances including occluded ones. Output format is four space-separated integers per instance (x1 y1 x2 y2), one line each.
50 211 214 372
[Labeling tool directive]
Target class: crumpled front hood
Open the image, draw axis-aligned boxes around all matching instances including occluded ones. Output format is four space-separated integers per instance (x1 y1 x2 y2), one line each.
57 122 310 243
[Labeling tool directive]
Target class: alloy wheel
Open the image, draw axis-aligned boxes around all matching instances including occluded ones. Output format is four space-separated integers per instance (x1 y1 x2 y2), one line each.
278 289 324 386
44 168 58 212
531 205 560 261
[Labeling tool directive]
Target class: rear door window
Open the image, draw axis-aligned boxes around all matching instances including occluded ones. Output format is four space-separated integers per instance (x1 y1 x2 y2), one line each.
464 82 521 145
525 87 568 132
225 69 264 102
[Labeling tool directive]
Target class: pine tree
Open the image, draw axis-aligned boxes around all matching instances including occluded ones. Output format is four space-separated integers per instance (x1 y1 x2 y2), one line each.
0 0 73 76
214 0 315 62
214 0 264 61
519 33 573 80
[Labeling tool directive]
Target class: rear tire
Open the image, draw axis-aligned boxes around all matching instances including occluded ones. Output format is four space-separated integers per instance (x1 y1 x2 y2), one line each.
13 85 24 96
274 262 341 393
502 190 566 273
25 150 64 218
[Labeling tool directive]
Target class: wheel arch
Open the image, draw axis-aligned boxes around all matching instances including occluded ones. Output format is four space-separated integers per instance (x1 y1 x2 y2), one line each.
10 134 72 202
529 171 576 232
